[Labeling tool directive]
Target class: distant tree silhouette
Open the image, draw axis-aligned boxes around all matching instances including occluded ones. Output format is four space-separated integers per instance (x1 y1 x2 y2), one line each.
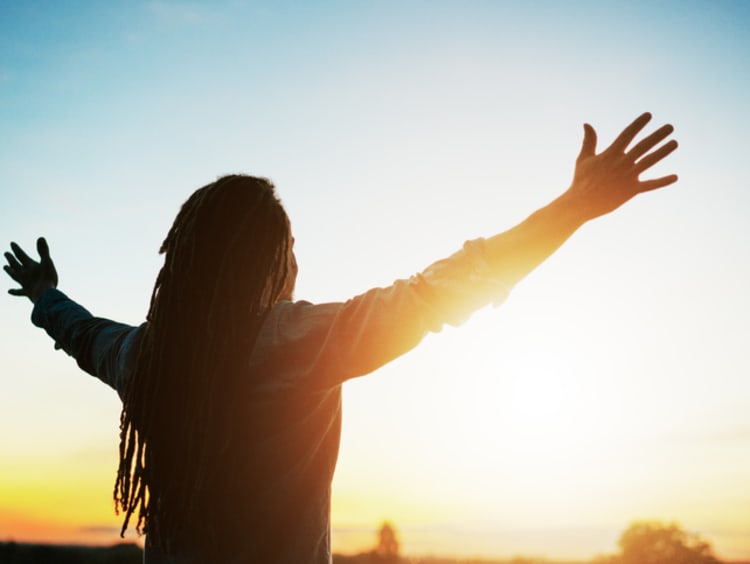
0 542 142 564
372 521 400 563
603 521 722 564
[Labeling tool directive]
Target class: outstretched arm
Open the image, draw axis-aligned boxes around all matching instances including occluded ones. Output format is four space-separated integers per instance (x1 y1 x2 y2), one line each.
4 237 58 303
5 237 138 397
485 112 678 286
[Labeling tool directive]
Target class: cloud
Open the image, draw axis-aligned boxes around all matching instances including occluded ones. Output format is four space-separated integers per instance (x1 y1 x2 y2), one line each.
77 525 121 536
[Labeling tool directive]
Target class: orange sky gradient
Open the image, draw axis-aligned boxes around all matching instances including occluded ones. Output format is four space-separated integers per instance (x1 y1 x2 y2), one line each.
2 1 750 561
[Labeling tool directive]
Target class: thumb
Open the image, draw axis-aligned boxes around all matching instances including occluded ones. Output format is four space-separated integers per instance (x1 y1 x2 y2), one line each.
577 123 597 161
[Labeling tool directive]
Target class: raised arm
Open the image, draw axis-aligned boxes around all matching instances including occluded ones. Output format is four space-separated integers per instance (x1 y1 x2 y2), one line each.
485 112 678 286
4 237 139 397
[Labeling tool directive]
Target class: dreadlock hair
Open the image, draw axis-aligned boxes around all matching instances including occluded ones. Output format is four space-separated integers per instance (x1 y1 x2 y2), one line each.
114 175 295 551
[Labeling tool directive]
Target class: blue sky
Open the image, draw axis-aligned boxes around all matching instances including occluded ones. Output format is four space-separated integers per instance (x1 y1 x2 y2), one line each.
2 0 750 559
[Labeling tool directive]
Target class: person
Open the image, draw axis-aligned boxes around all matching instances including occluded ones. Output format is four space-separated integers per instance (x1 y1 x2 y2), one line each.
4 113 677 563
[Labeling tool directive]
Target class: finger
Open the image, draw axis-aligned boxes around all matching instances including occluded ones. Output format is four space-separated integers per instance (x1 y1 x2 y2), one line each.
638 174 679 193
10 242 33 266
37 237 51 263
4 252 22 272
3 264 22 284
635 139 678 174
577 123 597 160
608 112 652 153
8 288 27 296
628 124 674 161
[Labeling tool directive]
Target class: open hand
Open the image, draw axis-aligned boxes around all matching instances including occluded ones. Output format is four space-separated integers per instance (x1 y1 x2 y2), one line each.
568 112 678 221
4 237 58 303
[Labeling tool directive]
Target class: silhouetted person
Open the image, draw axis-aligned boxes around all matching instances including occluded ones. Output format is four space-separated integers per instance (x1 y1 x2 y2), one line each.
4 113 677 563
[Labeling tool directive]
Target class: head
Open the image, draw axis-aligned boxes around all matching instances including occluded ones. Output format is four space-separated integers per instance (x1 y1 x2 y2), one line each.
161 174 297 306
114 174 296 547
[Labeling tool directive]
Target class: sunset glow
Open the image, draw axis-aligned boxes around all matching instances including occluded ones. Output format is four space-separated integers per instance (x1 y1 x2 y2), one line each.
2 1 750 561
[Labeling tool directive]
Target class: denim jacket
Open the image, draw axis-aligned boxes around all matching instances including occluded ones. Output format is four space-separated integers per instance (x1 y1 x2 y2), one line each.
31 239 510 563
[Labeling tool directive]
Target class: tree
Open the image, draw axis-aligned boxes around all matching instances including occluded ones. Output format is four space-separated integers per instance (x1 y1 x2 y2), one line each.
372 521 400 563
615 521 721 564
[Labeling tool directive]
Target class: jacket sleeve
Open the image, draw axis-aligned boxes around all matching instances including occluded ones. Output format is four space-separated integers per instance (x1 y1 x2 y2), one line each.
31 289 143 400
251 238 513 390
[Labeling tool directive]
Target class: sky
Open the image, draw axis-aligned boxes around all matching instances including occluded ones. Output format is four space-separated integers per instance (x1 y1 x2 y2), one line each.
1 0 749 560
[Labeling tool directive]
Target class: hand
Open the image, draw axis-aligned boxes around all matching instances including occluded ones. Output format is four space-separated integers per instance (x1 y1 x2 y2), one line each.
4 237 59 303
567 112 678 221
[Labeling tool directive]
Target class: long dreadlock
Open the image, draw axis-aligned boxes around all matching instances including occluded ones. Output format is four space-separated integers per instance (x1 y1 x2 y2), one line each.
114 175 294 550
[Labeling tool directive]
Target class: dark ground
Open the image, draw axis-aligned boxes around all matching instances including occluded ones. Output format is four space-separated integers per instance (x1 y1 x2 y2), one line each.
0 542 142 564
1 543 748 564
0 543 571 564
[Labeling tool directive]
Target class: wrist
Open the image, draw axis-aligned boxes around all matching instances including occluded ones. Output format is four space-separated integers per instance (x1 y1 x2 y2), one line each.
548 189 590 229
31 282 57 304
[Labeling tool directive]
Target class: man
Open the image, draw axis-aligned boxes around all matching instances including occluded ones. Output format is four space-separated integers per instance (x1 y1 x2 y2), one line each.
4 113 677 563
